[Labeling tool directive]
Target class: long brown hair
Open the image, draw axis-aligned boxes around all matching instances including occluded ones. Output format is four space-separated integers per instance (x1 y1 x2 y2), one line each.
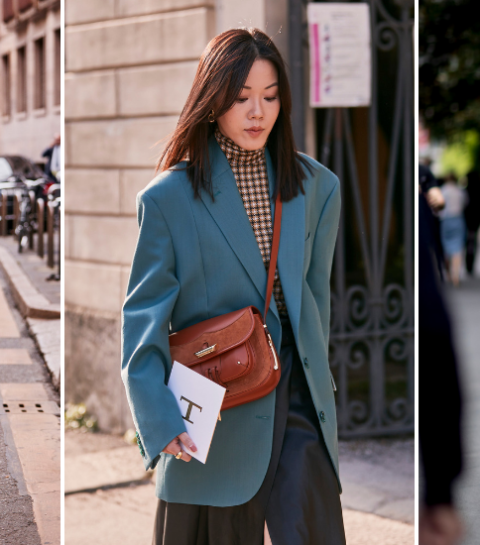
158 28 312 201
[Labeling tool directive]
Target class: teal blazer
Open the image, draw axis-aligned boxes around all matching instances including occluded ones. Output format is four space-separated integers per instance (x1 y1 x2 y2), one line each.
121 136 341 506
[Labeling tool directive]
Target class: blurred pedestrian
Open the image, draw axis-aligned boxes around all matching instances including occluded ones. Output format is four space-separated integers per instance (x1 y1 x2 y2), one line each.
439 174 468 286
420 163 445 213
419 192 463 545
419 164 445 279
42 134 61 183
464 170 480 275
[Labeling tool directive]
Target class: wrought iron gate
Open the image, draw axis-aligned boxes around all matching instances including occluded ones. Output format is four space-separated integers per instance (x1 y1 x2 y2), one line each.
290 0 414 437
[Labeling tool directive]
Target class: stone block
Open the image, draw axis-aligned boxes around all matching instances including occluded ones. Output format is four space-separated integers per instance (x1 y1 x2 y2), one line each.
66 0 115 25
66 8 215 72
217 0 264 34
265 0 289 65
64 214 72 259
64 216 74 260
66 116 178 169
116 0 214 18
65 260 122 314
120 169 155 216
68 216 138 265
117 61 197 116
0 383 52 401
65 308 132 433
65 71 116 119
0 349 32 364
64 169 121 214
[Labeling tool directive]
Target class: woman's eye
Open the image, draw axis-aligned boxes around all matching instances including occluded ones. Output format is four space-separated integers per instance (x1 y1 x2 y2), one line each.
265 96 278 102
237 98 248 103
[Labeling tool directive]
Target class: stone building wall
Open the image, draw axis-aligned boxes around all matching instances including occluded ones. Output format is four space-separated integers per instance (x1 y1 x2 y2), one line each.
64 0 290 432
0 0 60 162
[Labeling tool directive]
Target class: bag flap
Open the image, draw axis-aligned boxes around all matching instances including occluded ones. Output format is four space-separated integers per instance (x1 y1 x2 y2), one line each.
169 307 257 366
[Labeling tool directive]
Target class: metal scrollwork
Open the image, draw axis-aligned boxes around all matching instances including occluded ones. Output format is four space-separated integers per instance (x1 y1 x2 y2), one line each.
306 0 414 437
385 398 408 423
375 21 399 51
348 401 369 426
330 292 340 334
387 339 407 362
382 284 407 328
345 286 372 331
347 340 369 371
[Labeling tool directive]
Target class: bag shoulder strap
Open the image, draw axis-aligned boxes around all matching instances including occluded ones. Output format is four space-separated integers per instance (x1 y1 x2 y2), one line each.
263 192 283 322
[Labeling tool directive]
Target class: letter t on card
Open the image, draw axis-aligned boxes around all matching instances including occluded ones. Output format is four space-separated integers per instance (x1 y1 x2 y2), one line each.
168 361 226 463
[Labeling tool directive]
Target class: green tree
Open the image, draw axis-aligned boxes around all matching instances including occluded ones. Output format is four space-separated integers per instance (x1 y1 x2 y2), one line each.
420 0 480 142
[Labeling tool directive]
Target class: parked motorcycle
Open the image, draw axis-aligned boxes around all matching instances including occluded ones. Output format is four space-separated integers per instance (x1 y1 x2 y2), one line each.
15 177 49 253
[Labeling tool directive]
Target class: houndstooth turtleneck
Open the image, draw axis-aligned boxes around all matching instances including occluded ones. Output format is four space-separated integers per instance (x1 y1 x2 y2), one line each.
215 128 287 316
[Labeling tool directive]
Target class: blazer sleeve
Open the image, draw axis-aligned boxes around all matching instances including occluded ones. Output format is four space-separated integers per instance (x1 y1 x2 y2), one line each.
121 191 187 471
306 178 341 353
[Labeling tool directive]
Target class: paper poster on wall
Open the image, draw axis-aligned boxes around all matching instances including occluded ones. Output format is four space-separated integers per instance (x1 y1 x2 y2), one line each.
307 3 371 108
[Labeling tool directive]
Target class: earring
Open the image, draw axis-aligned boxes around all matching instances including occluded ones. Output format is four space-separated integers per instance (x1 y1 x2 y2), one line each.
208 109 215 123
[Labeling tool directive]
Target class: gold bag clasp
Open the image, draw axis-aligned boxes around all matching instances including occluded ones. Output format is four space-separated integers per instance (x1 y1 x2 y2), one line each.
195 344 217 358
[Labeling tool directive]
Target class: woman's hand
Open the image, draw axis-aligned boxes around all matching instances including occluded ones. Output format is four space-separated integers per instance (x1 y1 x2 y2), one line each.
162 432 197 462
426 187 445 212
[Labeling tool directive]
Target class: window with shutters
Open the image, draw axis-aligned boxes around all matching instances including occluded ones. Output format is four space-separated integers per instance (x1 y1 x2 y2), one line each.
54 28 61 106
2 54 12 116
34 37 46 109
18 0 34 11
17 46 27 113
2 0 14 22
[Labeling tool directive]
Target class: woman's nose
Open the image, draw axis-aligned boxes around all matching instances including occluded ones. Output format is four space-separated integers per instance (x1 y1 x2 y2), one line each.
248 99 264 120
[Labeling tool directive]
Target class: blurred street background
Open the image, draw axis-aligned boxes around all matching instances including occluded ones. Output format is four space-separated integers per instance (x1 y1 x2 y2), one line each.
0 1 61 543
448 277 480 545
420 1 480 543
63 0 414 543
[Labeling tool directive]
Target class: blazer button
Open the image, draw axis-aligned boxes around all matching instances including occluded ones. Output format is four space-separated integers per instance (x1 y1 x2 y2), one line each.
319 411 326 423
303 357 309 369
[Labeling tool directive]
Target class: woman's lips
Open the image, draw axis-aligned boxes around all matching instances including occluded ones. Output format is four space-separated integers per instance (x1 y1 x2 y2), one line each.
245 127 264 138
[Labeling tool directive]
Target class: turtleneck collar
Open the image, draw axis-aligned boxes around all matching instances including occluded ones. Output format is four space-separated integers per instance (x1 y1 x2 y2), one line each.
214 128 266 166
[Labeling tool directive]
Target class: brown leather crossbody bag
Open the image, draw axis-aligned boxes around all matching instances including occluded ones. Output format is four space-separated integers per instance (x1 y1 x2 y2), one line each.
169 193 283 411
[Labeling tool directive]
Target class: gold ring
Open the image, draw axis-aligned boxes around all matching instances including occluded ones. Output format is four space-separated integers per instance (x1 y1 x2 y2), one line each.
175 450 183 460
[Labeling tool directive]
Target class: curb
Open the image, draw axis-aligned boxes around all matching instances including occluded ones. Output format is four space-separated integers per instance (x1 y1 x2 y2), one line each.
27 317 60 390
0 245 60 389
0 246 60 319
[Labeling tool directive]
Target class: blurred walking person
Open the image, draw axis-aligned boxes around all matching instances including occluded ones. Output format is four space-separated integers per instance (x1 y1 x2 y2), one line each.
439 174 468 286
419 163 445 278
419 193 463 545
42 134 61 183
464 170 480 275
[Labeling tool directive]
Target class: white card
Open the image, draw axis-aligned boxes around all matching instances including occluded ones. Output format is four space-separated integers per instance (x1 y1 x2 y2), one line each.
168 361 226 464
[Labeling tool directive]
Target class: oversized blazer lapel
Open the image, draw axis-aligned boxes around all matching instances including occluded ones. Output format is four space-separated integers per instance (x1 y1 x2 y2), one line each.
265 150 305 341
199 137 280 323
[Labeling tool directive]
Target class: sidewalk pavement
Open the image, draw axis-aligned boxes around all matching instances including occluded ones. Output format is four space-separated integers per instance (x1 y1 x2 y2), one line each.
0 236 60 389
0 264 60 544
446 276 480 545
65 429 414 544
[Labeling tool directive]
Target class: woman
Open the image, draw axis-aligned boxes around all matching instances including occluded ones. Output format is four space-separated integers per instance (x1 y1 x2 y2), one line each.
439 174 468 286
122 28 345 544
